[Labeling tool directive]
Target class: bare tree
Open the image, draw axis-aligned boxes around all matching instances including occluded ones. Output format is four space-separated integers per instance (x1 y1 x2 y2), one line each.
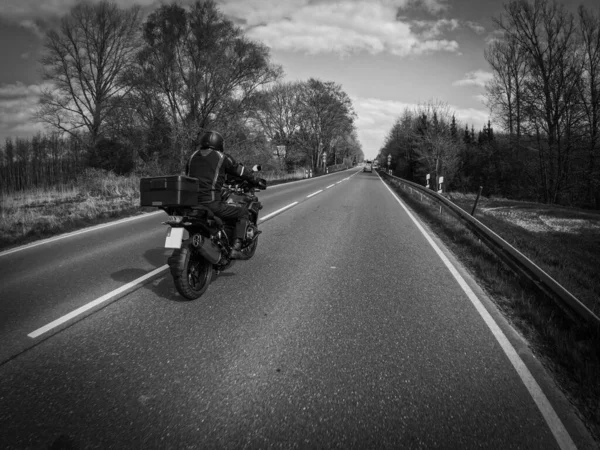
295 79 356 170
252 81 305 167
577 5 600 207
136 0 282 165
36 1 141 146
494 0 582 203
485 35 528 151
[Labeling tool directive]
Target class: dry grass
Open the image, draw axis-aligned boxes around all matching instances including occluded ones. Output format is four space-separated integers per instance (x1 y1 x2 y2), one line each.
261 168 311 185
0 168 142 251
384 178 600 445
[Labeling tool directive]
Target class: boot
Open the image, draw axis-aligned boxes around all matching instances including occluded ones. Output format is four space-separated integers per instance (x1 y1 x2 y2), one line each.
229 238 246 260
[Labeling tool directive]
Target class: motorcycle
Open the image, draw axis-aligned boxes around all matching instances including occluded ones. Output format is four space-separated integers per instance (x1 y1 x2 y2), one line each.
141 166 267 300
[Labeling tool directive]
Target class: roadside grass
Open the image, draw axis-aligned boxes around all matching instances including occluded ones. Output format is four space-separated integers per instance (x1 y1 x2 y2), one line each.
0 166 349 252
447 192 600 315
382 177 600 444
0 169 142 251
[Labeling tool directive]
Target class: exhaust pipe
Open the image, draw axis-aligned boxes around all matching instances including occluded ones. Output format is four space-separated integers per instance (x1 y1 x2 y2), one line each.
191 234 222 264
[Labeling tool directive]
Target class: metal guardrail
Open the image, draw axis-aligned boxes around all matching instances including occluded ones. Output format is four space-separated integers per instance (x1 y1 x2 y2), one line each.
380 171 600 330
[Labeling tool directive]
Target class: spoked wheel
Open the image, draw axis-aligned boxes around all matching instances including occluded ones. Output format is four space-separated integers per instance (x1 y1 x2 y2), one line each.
169 243 213 300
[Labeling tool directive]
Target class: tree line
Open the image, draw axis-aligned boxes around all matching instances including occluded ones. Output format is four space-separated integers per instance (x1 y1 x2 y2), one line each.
378 0 600 208
0 0 362 193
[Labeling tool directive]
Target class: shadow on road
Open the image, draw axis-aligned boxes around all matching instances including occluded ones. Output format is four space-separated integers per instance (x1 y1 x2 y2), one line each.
143 247 171 267
109 267 180 301
110 246 238 302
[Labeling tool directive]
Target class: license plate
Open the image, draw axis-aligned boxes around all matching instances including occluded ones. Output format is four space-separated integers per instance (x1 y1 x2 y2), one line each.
165 227 184 249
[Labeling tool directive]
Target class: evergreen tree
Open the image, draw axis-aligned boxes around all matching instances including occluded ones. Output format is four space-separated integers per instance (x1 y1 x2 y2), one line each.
486 120 494 141
463 124 471 145
450 114 457 140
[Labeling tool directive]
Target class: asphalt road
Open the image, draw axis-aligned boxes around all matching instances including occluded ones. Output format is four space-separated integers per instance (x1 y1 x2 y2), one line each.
0 168 596 449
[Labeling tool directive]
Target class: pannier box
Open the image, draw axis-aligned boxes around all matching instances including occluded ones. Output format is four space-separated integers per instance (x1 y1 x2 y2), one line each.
140 175 199 207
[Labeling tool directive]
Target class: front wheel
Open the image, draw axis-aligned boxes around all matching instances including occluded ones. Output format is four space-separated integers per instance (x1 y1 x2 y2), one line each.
242 236 259 259
168 243 213 300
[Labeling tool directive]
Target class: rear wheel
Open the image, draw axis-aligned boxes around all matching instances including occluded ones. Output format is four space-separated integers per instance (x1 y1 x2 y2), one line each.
168 243 213 300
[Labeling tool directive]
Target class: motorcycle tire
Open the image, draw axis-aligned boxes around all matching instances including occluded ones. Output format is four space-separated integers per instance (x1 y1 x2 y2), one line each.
169 243 213 300
242 236 259 259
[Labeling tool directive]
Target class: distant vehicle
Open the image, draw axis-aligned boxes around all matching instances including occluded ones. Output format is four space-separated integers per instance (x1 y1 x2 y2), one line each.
363 161 372 173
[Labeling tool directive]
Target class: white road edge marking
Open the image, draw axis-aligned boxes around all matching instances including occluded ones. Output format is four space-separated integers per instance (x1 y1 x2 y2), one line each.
259 202 298 221
28 265 168 338
0 211 163 258
326 184 335 189
377 173 576 450
307 190 323 198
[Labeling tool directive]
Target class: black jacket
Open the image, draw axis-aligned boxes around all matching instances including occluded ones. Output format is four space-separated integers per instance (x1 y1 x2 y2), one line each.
186 148 253 202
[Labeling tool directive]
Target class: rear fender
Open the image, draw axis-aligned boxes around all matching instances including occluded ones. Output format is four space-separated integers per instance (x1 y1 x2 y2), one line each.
167 241 191 278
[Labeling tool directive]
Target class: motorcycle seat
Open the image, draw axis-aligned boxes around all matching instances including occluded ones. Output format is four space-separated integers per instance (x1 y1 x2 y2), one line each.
190 205 223 227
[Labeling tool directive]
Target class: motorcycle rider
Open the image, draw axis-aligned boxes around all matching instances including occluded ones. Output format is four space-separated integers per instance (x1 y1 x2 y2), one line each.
186 130 256 260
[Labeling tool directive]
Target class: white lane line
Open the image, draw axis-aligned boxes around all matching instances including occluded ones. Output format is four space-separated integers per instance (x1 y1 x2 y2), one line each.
336 181 343 184
28 265 168 338
0 211 163 258
307 190 323 198
259 202 298 221
326 184 335 189
377 173 576 450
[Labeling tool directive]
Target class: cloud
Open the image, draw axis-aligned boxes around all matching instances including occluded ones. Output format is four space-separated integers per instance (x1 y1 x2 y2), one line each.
18 19 46 38
410 18 459 39
473 94 488 105
484 29 505 45
222 0 460 57
0 82 48 142
452 70 493 88
465 21 485 35
351 96 490 158
1 0 160 18
414 0 449 14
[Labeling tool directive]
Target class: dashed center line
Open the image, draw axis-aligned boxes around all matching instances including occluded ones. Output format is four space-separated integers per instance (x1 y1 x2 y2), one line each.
307 190 323 198
259 202 299 221
326 184 335 189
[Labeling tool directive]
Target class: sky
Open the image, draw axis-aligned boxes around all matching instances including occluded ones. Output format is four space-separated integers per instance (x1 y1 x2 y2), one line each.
0 0 597 160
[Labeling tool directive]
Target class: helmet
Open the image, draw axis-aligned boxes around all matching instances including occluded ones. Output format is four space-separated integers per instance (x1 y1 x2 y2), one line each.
198 131 224 152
